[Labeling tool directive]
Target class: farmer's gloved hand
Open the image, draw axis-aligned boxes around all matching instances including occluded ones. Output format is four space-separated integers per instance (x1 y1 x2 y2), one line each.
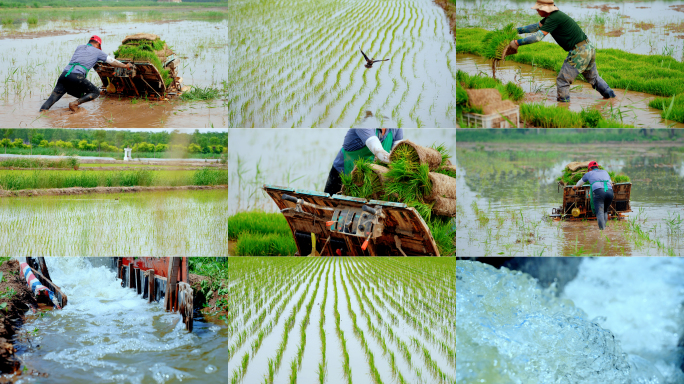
365 136 390 164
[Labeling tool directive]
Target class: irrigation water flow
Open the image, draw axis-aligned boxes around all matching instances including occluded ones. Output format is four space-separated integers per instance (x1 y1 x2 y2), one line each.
457 258 684 384
12 257 227 384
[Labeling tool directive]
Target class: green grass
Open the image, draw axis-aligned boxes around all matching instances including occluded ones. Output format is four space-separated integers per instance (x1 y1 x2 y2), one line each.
649 94 684 124
180 86 222 102
0 168 226 190
1 18 13 26
27 16 37 25
0 147 223 159
0 157 78 169
455 129 684 143
457 27 684 98
227 211 291 240
520 103 633 128
457 70 524 102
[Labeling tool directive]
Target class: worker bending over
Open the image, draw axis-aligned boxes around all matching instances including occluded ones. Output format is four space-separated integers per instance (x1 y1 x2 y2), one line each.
40 35 133 113
324 129 404 195
573 161 613 230
506 0 616 102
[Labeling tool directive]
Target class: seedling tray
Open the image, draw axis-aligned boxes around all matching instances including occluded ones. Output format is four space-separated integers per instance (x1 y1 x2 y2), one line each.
464 106 519 128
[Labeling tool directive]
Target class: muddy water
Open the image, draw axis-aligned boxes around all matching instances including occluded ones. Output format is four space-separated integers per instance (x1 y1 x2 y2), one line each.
15 257 227 384
457 53 684 128
458 0 684 59
0 20 227 128
227 129 456 215
0 189 227 256
226 0 456 128
456 143 684 256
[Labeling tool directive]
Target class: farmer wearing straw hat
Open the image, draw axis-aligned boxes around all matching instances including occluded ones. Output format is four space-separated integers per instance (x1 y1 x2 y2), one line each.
572 161 614 230
323 129 404 195
503 0 617 102
40 35 133 113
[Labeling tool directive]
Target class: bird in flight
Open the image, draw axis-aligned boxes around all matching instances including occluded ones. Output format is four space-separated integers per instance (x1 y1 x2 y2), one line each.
359 47 389 69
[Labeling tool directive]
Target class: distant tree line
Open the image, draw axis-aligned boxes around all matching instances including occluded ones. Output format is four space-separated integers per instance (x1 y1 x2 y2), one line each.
0 129 227 154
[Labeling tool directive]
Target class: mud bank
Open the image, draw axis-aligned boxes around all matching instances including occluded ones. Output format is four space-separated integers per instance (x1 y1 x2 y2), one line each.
0 185 227 198
0 260 38 374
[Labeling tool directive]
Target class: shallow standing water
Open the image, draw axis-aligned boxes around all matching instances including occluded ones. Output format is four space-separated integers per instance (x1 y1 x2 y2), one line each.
0 19 227 128
14 257 228 384
226 0 456 128
455 142 684 256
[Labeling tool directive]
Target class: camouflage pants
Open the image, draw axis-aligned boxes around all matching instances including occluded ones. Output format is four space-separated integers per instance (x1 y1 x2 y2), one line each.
557 41 614 102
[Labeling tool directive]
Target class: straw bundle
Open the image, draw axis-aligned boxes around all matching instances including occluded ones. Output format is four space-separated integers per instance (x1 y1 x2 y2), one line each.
432 196 456 218
426 172 456 202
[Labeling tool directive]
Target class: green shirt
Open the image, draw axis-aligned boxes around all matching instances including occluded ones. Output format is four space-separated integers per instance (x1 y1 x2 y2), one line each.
540 10 587 52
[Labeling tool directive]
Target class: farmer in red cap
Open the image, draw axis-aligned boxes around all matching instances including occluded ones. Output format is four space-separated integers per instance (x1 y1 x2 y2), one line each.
573 161 614 230
504 0 616 103
40 35 133 113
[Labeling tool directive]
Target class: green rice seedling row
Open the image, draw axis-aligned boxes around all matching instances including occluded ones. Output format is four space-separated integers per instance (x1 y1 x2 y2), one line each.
228 257 455 384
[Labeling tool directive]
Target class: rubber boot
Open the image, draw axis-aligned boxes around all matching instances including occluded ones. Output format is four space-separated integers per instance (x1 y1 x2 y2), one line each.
68 100 80 112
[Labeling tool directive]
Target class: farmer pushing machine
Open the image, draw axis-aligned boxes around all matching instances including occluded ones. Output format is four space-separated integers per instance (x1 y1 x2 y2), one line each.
40 33 185 113
503 0 617 102
40 35 133 113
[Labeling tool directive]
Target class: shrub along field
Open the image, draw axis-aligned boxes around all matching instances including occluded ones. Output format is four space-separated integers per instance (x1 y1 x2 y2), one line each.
0 168 227 190
227 257 456 384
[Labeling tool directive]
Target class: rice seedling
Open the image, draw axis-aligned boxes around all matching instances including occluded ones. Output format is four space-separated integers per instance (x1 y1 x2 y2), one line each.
228 258 456 383
27 16 38 26
481 23 518 60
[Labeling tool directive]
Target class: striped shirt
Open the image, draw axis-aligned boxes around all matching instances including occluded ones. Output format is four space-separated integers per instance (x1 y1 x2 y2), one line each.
63 44 109 75
332 129 404 173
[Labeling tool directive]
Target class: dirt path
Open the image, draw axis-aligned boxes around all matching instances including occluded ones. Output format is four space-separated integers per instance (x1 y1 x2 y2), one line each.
0 260 38 374
0 185 227 198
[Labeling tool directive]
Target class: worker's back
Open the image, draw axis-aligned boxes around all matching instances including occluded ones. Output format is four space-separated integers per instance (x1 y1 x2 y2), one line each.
540 10 588 52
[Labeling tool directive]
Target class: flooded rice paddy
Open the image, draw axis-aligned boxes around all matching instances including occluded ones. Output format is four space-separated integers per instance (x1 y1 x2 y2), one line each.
455 142 684 256
458 0 684 59
0 19 227 128
457 53 684 128
228 257 455 384
227 129 456 215
457 258 684 384
226 0 456 128
14 257 227 384
0 189 227 256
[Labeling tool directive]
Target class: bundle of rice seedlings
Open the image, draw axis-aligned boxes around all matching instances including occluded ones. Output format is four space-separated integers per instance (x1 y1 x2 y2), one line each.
389 140 443 170
481 23 518 60
557 163 630 185
341 158 388 199
383 157 432 202
114 34 174 87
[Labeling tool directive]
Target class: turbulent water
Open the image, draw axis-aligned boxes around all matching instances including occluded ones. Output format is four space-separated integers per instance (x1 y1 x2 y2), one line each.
14 257 227 384
456 259 682 384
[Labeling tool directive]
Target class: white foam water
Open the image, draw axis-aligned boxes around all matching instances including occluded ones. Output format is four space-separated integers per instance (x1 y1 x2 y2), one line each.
14 257 227 384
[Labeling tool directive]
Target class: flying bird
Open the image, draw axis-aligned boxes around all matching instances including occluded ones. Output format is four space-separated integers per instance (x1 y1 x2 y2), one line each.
359 47 389 69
